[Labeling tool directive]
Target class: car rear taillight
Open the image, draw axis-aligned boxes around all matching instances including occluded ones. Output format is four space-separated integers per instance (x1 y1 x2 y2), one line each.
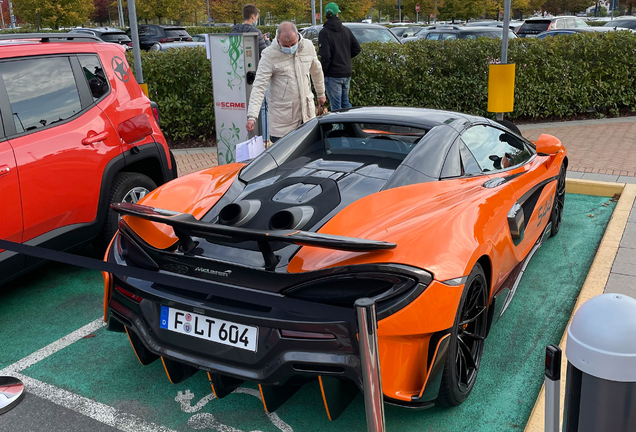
158 38 174 43
547 22 552 30
151 105 160 125
115 286 143 303
126 42 133 47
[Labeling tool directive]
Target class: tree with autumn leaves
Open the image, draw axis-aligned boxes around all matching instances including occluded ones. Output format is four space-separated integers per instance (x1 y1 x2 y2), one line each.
8 0 598 29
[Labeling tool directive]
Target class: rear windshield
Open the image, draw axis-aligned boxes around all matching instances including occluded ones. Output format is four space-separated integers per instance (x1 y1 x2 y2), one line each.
165 29 190 38
323 122 426 158
519 20 551 32
101 33 131 42
348 28 400 43
460 30 513 39
605 19 636 29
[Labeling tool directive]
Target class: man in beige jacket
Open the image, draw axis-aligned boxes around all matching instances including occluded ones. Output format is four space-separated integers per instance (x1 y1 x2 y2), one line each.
245 22 326 142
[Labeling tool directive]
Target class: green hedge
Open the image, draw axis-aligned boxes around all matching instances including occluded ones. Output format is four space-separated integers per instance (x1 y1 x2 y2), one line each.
586 21 608 26
126 48 213 142
351 31 636 119
130 32 636 143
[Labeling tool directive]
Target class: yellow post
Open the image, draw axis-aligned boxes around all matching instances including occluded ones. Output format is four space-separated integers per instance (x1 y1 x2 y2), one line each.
139 83 149 98
487 63 516 113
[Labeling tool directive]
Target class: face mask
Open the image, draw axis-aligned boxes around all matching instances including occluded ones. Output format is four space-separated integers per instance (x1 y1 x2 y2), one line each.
281 43 298 55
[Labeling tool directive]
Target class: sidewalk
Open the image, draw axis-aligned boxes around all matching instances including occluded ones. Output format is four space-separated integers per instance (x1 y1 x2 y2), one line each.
173 116 636 179
519 116 636 181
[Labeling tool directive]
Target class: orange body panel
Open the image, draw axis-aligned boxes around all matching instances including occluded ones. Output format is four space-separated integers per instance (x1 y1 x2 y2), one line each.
124 163 245 249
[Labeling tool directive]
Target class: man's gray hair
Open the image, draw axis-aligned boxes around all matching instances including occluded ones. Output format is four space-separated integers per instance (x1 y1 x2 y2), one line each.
276 21 298 42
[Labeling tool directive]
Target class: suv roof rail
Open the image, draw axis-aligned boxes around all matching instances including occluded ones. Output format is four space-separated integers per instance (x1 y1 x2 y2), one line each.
0 33 102 42
427 25 461 30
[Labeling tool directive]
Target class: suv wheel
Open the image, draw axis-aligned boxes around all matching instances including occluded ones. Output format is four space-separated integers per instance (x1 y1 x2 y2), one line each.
102 172 157 245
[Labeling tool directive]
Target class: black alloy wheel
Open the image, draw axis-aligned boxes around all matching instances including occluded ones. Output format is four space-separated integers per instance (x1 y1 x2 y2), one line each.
550 164 566 237
437 263 489 407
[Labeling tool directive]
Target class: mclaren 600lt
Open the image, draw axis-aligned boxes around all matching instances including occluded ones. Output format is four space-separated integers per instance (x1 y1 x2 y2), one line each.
103 107 567 418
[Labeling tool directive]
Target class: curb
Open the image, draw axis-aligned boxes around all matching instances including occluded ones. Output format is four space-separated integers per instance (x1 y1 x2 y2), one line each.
524 180 636 432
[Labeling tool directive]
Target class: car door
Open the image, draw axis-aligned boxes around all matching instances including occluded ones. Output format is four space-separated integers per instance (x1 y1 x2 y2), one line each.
461 124 538 260
0 110 24 280
0 54 120 249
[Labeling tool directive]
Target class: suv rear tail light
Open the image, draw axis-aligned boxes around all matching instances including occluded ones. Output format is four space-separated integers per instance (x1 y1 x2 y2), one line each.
150 101 160 125
547 22 552 30
126 42 133 47
158 38 174 43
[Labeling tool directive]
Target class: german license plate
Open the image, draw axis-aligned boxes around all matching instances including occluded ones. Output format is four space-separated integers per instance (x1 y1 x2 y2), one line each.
159 306 258 352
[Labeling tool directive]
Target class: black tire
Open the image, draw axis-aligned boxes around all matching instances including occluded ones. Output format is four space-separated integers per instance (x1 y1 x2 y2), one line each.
550 164 566 237
169 150 179 179
102 172 157 245
437 263 489 407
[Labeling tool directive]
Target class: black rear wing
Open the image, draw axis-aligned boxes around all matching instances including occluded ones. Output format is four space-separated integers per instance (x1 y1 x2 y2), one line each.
111 203 396 270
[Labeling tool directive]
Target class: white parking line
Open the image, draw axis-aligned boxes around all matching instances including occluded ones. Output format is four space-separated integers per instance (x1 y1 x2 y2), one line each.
12 372 177 432
1 318 175 432
0 318 105 375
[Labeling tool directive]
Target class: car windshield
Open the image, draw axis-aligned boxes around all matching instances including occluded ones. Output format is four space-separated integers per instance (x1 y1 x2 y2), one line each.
519 20 551 32
192 34 206 42
101 33 131 42
349 27 400 43
605 19 636 29
165 29 190 38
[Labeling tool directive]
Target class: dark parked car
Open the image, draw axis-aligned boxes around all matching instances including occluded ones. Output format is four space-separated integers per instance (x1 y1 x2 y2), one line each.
69 27 131 46
300 23 402 44
604 17 636 30
516 16 588 38
126 25 192 50
536 27 613 38
404 25 517 42
391 26 423 38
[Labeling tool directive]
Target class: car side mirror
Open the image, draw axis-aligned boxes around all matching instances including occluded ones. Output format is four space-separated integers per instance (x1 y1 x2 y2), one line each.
0 376 24 414
118 114 153 144
535 134 564 156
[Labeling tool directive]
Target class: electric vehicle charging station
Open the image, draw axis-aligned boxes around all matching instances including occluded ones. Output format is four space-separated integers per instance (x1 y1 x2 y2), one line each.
207 33 263 166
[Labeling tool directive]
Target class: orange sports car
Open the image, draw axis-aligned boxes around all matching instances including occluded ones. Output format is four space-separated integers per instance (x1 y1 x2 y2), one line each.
103 107 567 418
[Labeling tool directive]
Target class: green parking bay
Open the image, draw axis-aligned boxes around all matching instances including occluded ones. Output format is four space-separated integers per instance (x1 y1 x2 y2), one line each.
0 194 616 432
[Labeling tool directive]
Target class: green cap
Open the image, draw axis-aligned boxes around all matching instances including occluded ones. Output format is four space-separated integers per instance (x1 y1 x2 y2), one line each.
325 2 340 15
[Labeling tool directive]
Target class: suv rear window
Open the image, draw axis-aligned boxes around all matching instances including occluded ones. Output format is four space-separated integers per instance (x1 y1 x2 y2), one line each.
79 55 109 101
518 20 551 33
165 29 190 38
606 19 636 29
101 33 131 43
0 57 81 133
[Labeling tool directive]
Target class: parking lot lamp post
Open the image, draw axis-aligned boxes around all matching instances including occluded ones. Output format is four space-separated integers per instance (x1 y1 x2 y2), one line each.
433 0 437 23
8 0 14 29
311 0 316 26
118 0 125 28
128 0 144 86
320 0 323 22
206 0 210 23
0 1 5 30
497 0 512 121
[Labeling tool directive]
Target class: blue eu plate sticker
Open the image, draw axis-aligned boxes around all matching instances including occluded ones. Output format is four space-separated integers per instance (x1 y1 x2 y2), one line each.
160 306 169 329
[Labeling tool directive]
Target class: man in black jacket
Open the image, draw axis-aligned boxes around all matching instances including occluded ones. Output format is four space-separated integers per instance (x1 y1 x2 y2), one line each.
318 3 361 111
231 4 270 56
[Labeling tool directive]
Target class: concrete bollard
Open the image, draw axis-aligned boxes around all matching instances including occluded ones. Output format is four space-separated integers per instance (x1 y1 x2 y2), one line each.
563 293 636 432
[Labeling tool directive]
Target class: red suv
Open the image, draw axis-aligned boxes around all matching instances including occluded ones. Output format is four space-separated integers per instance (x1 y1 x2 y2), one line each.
0 33 176 284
